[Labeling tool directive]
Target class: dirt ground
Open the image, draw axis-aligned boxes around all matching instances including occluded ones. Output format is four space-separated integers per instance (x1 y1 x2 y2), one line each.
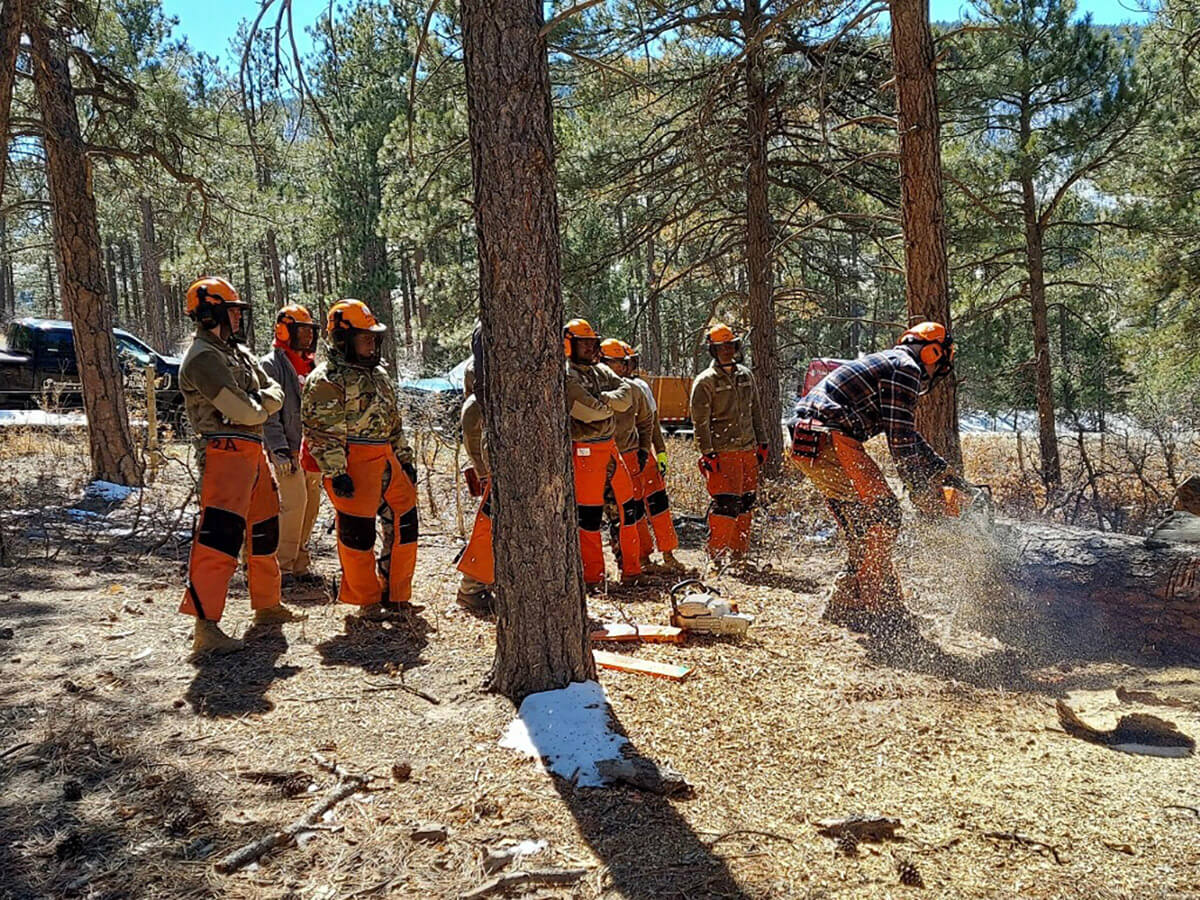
0 431 1198 900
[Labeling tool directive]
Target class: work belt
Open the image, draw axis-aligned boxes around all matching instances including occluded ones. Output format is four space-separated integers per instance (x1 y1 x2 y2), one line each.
791 417 830 461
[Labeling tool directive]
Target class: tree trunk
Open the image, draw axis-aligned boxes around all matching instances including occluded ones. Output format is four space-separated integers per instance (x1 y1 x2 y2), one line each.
0 217 8 319
462 0 594 700
138 196 168 352
0 0 23 207
1007 520 1200 658
1022 175 1060 487
644 230 663 372
742 0 782 475
889 0 961 467
104 239 119 321
43 252 55 315
265 227 284 304
121 238 140 322
31 23 142 485
400 248 414 349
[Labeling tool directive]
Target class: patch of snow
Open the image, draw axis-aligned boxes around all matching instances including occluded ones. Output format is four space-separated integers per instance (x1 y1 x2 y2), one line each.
0 409 86 427
86 480 138 503
505 838 547 858
499 680 629 787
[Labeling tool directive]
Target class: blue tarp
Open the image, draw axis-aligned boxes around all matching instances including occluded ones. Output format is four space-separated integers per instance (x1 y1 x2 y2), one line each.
399 356 471 394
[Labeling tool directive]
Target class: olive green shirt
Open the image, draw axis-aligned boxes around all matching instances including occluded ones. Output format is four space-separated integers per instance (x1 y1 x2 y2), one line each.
179 329 283 444
690 362 768 454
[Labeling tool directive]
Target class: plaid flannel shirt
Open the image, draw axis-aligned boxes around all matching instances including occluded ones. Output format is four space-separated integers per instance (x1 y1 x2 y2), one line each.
790 347 947 488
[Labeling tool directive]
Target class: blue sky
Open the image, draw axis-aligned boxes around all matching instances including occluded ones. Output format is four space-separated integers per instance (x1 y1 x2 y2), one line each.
162 0 1153 63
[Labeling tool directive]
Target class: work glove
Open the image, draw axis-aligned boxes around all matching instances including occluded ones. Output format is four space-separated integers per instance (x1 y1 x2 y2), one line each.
756 443 769 466
656 451 668 476
637 449 650 472
698 453 718 477
401 460 418 484
330 473 355 498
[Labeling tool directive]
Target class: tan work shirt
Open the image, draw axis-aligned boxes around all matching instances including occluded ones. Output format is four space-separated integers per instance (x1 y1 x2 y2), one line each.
565 360 632 442
180 329 283 444
690 362 768 454
461 393 488 477
614 377 654 455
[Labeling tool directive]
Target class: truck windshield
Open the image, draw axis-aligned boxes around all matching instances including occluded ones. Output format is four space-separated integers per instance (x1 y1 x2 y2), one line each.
114 336 153 366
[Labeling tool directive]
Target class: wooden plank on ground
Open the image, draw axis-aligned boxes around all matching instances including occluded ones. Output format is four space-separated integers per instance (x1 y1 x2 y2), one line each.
593 650 693 682
590 623 685 644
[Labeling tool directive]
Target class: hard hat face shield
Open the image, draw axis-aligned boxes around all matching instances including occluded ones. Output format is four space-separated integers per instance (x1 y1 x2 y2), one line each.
288 322 316 352
708 339 742 365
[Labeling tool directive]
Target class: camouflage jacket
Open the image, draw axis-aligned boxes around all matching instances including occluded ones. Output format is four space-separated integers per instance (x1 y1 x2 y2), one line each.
180 329 283 444
301 349 412 476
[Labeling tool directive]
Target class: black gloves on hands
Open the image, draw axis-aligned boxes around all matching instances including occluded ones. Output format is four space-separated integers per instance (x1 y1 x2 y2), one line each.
331 473 355 498
637 449 650 471
401 461 417 484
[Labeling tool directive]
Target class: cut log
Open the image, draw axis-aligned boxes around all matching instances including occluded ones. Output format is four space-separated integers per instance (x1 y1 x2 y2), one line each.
590 623 685 644
592 650 693 681
1001 520 1200 658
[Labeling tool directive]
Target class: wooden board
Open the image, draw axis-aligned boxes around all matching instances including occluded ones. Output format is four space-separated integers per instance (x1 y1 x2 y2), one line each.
593 650 693 682
590 624 685 644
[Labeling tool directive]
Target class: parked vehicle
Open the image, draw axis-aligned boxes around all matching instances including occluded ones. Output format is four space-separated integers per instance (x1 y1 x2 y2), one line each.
0 318 185 432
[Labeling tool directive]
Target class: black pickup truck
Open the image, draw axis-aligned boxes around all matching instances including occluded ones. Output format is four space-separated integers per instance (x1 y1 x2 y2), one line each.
0 318 185 431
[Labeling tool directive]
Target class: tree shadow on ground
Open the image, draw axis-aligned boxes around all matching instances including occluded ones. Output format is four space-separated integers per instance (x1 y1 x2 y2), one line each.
0 700 221 899
549 709 754 900
185 623 300 717
316 613 430 676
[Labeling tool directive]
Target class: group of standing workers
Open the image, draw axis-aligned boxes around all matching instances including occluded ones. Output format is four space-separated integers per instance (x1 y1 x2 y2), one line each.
175 269 965 652
178 278 420 654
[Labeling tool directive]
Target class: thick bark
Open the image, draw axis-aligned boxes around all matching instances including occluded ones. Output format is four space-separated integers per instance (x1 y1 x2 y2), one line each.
1008 520 1200 658
0 0 22 206
138 196 167 352
31 23 141 485
462 0 594 700
889 0 961 467
742 0 782 475
42 252 54 314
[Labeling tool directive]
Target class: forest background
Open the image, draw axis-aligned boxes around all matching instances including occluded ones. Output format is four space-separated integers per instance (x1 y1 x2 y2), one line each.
1 0 1197 495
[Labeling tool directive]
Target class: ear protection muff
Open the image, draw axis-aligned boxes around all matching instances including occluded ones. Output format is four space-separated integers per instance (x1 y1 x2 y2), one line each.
193 285 220 330
274 316 291 344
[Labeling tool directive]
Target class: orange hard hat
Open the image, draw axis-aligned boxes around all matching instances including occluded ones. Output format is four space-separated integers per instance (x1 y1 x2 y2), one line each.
706 323 736 345
600 338 631 360
898 321 955 370
185 276 245 319
328 298 386 336
563 318 599 357
274 304 314 343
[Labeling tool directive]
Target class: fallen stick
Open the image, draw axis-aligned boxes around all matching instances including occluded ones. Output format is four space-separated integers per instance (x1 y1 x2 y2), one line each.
215 778 366 874
983 830 1064 865
363 681 440 704
0 741 33 760
461 867 587 899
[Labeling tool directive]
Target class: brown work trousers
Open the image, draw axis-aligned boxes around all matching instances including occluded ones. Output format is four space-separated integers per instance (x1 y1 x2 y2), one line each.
793 432 904 611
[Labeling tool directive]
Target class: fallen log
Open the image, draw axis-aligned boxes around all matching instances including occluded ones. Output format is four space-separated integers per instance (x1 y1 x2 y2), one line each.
1000 520 1200 658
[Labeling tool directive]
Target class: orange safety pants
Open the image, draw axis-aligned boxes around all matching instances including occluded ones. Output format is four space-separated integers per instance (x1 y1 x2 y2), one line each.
619 449 652 564
637 455 679 555
457 479 494 587
180 436 281 621
575 439 641 584
325 442 418 607
703 449 759 557
793 431 903 610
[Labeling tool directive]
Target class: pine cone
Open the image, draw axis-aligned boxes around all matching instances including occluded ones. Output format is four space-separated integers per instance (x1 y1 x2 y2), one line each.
836 831 859 857
896 856 924 887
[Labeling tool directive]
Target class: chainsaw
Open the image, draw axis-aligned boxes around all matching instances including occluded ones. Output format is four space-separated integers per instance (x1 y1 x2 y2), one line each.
941 477 995 535
668 579 754 637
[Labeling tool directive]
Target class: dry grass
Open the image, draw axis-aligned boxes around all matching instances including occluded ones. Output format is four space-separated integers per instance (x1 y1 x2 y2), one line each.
0 427 1197 899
